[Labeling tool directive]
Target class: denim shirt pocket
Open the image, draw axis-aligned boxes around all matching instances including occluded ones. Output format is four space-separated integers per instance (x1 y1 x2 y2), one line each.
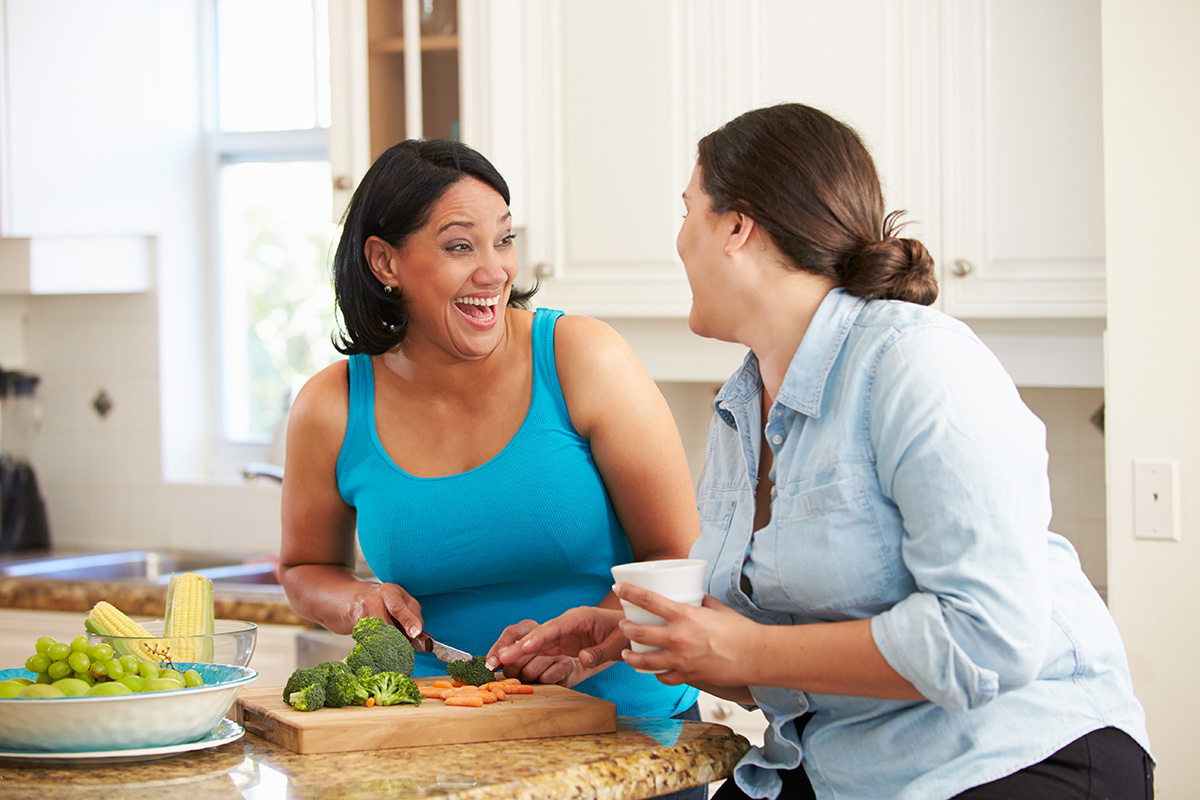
762 472 896 616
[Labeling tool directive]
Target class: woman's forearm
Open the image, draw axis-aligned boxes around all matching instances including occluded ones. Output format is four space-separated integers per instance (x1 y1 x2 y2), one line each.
279 563 370 634
747 618 923 701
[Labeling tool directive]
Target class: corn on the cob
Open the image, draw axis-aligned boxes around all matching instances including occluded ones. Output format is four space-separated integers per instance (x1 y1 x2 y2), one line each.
164 572 215 663
84 600 159 660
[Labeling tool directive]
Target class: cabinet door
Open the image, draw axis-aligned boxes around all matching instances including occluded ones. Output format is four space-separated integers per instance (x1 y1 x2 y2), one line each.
0 0 161 238
473 0 763 318
939 0 1105 318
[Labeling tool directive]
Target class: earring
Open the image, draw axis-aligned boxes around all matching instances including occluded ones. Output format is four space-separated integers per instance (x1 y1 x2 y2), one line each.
383 285 394 294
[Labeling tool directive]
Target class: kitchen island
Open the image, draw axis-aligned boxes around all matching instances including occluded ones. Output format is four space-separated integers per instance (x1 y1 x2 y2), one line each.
0 716 749 799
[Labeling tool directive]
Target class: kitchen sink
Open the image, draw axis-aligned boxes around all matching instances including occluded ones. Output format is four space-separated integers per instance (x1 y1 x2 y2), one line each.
0 549 282 585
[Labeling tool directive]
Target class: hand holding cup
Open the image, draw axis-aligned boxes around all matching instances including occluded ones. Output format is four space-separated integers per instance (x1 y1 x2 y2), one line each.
610 558 706 673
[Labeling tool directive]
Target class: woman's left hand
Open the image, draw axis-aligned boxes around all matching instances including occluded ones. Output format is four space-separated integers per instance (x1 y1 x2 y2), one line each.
486 620 591 687
613 583 760 687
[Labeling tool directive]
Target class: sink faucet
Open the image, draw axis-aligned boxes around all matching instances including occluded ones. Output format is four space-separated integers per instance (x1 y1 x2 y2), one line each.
242 462 284 484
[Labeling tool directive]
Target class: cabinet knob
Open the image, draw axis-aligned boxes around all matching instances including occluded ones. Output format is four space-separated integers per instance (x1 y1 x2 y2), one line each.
533 262 555 280
709 702 729 720
333 175 354 191
951 258 974 277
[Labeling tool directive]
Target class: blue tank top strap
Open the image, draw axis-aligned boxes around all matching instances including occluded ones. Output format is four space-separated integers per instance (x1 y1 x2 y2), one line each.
339 353 374 478
530 308 575 434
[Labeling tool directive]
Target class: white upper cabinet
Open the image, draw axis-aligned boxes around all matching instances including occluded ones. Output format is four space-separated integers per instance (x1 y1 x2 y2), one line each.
938 0 1105 318
0 0 159 293
330 0 1106 322
461 0 764 318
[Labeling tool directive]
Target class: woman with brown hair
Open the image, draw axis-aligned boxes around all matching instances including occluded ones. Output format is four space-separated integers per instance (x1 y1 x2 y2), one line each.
499 103 1153 799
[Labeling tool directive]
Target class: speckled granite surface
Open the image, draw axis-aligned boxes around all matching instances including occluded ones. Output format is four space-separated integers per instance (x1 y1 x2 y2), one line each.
0 577 306 626
0 717 749 799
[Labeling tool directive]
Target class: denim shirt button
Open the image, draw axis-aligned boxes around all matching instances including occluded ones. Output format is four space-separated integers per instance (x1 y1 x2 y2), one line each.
771 434 783 445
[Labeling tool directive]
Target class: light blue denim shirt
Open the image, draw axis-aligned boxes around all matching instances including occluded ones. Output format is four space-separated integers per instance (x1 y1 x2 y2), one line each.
692 289 1150 800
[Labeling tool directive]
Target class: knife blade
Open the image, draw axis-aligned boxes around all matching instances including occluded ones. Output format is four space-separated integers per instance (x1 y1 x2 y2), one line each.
412 632 473 664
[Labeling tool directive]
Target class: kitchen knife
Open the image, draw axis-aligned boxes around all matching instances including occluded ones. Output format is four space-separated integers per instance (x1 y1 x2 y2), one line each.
412 632 473 664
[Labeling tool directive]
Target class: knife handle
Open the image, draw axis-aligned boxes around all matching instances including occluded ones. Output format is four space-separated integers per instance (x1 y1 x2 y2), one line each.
411 631 435 653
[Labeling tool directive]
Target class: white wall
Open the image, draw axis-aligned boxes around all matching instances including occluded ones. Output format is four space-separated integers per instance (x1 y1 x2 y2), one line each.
1102 0 1199 794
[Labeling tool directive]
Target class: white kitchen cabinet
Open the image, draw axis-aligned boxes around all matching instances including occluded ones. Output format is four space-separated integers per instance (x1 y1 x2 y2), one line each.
465 0 764 318
760 0 1105 320
937 0 1105 318
0 0 159 293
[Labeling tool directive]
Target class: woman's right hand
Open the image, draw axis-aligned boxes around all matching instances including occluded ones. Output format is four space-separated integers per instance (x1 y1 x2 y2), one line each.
346 580 425 639
495 606 628 669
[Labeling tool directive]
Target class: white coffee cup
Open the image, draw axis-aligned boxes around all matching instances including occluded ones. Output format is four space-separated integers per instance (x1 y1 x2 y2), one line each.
610 558 707 673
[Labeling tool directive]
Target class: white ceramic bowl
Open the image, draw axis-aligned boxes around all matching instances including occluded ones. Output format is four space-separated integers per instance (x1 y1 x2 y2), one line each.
0 663 257 753
86 618 257 667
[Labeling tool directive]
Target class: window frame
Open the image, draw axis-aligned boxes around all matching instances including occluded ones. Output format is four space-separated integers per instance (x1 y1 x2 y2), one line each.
200 0 333 473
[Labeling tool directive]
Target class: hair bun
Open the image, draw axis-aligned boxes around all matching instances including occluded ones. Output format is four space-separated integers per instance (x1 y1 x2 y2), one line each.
842 232 938 306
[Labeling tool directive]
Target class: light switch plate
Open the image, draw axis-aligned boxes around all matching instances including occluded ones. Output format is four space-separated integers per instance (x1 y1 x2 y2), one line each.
1133 459 1180 541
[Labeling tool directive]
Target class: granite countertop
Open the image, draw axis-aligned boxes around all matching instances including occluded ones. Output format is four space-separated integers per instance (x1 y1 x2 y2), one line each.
0 575 306 626
0 549 307 626
0 717 750 799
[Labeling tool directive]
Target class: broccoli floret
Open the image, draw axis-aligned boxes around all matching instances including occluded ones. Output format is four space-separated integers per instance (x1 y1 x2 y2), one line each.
352 616 388 638
341 617 415 677
317 661 360 708
445 655 495 687
281 667 322 704
288 680 326 712
365 671 422 707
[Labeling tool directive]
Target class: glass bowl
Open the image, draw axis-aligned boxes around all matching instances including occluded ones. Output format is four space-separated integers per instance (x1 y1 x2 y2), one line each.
86 619 257 668
0 663 257 752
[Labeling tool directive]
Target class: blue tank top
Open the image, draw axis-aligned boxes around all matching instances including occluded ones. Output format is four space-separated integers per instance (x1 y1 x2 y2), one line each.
338 308 698 719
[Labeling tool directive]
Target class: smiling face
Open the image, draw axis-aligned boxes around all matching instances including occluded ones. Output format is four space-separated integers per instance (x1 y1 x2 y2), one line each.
371 177 517 360
677 163 734 340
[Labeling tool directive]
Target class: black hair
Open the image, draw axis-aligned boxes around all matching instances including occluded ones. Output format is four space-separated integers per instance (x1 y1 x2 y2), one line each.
332 138 537 355
697 103 937 305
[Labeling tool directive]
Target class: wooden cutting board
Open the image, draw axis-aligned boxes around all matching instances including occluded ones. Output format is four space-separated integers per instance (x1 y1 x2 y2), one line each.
232 680 617 754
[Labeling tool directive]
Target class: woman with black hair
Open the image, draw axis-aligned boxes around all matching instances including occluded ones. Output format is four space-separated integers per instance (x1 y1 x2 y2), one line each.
499 104 1153 799
278 140 705 776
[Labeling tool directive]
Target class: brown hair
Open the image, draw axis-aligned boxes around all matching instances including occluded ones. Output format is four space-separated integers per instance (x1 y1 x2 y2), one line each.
696 103 937 305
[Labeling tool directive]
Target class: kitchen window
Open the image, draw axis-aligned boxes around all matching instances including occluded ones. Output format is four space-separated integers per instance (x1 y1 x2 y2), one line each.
206 0 339 450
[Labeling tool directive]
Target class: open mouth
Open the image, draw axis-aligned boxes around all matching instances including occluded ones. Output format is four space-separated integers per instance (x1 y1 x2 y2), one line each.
454 294 500 323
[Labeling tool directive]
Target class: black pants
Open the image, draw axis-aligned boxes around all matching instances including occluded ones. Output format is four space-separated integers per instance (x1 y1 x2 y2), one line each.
711 726 1153 800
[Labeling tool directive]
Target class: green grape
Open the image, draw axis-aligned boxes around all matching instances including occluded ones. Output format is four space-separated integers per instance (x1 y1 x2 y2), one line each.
118 674 147 692
51 677 91 697
68 651 90 673
138 661 160 681
89 660 110 679
160 668 184 685
87 682 131 696
103 658 125 680
87 643 114 662
35 672 54 685
182 669 203 688
118 655 140 675
34 636 56 655
47 659 72 681
47 642 72 662
0 680 23 698
21 683 64 698
70 635 90 653
73 670 96 685
25 652 52 674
